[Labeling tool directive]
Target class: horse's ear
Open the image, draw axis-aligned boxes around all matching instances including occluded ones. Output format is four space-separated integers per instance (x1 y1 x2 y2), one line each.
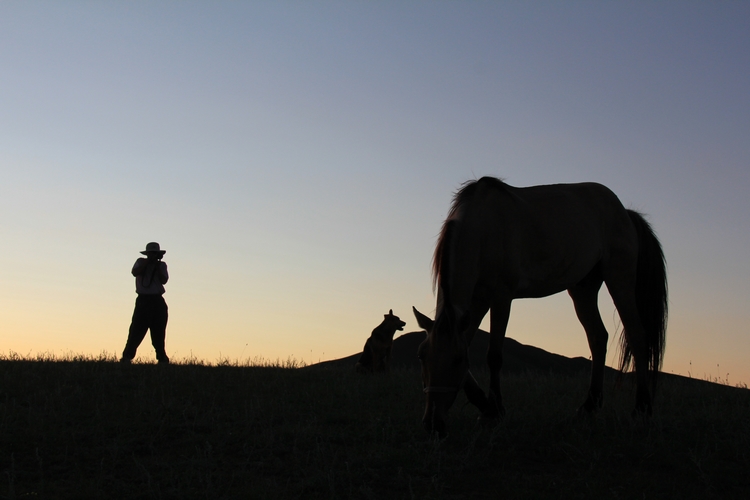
413 306 434 332
389 309 393 315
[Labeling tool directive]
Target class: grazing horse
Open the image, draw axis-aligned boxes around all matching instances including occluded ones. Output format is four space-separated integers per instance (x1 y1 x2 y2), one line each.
420 177 667 437
355 310 406 373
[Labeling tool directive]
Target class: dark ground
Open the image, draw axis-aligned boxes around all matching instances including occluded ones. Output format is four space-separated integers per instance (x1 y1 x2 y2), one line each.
1 338 748 499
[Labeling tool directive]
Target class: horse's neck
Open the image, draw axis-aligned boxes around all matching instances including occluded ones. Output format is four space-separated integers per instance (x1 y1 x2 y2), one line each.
443 219 483 316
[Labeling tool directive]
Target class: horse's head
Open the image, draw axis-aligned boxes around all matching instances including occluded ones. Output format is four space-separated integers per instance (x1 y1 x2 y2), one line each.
414 306 469 437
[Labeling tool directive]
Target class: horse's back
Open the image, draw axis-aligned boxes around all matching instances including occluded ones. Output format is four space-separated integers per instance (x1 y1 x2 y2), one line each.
465 179 636 297
505 181 623 216
480 180 632 242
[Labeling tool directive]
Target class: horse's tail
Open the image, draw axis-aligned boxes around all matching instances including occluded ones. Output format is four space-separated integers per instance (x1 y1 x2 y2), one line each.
619 210 668 390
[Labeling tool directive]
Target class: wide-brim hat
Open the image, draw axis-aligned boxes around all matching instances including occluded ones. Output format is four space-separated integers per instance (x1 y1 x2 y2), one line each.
140 242 166 255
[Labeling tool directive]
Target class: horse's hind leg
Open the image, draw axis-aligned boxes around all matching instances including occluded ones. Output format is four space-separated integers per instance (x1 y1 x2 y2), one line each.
607 281 652 415
569 273 608 413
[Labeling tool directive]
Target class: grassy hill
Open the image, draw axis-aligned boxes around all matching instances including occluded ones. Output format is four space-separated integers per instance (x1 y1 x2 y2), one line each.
1 350 748 499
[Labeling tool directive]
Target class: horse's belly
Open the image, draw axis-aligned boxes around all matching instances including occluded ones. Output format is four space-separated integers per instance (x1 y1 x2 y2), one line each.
513 279 569 299
512 257 596 299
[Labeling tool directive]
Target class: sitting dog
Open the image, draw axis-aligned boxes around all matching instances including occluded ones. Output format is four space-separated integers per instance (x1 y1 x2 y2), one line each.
355 309 406 373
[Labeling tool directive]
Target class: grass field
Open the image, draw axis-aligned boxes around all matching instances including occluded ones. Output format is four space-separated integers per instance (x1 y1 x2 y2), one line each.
1 355 749 499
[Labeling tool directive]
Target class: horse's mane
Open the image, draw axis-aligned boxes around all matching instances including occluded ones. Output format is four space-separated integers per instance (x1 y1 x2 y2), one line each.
432 177 508 293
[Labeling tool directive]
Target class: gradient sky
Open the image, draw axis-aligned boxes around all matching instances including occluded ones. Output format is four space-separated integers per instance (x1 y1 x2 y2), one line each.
1 2 749 384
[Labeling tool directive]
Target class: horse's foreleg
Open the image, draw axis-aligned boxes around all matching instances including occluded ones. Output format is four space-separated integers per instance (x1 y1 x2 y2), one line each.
487 299 511 418
463 371 490 413
569 281 607 412
460 297 494 417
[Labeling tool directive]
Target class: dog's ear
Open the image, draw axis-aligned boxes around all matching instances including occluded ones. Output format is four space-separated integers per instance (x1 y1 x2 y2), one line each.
412 306 434 332
389 309 393 315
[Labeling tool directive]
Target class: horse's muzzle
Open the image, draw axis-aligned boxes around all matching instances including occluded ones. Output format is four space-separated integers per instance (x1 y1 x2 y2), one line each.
423 392 454 438
423 408 448 438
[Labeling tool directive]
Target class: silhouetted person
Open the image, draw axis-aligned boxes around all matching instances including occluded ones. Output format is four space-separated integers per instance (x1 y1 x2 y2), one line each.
121 242 170 364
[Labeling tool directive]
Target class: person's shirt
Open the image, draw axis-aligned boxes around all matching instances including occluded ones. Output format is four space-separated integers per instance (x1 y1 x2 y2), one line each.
132 258 169 295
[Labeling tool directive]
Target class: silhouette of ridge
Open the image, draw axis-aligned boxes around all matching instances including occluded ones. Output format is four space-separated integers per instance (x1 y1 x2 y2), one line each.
308 329 747 394
310 329 596 375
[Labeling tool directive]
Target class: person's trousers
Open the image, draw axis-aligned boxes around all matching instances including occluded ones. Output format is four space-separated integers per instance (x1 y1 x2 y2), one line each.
123 294 169 362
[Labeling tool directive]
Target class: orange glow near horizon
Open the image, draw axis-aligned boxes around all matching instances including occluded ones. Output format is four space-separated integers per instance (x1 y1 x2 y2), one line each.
1 3 749 393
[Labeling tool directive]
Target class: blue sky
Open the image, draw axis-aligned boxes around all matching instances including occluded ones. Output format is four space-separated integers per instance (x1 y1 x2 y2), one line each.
1 2 749 383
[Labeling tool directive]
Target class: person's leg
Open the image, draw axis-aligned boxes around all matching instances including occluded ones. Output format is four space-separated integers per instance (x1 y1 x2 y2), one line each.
122 296 149 362
149 296 169 364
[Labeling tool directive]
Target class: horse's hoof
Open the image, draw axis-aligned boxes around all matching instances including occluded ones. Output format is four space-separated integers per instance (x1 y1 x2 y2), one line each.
427 427 449 439
576 404 598 416
630 407 652 420
477 414 499 427
575 406 598 421
578 393 603 414
477 408 503 427
484 400 505 418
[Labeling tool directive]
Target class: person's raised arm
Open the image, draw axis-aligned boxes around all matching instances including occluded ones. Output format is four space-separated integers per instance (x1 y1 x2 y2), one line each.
131 258 148 276
158 262 169 284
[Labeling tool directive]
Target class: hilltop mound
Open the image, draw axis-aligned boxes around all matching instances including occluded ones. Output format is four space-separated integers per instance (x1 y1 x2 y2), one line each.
311 328 597 376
